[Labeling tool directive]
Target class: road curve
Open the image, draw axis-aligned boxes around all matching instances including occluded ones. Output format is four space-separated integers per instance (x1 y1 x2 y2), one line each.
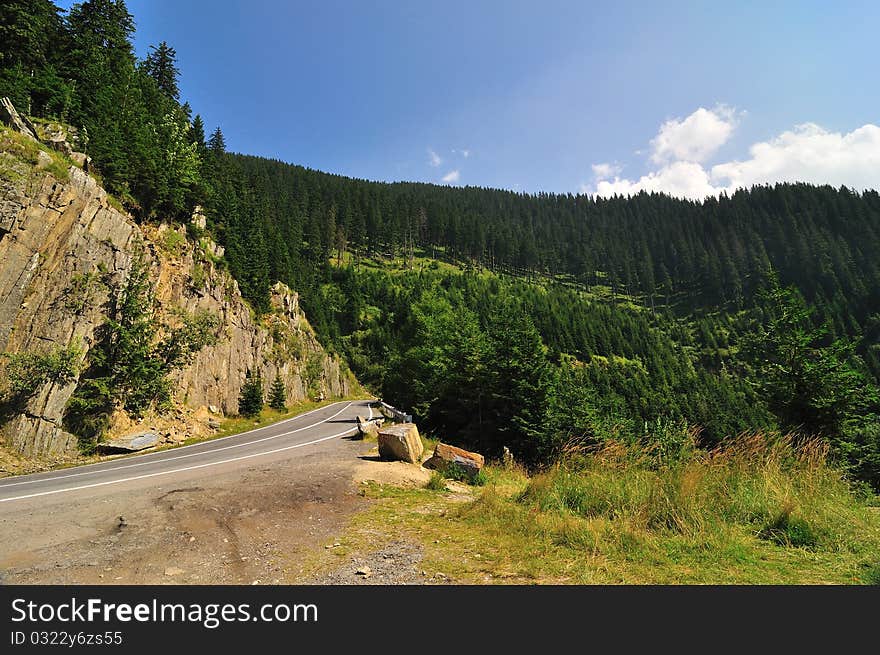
0 399 374 507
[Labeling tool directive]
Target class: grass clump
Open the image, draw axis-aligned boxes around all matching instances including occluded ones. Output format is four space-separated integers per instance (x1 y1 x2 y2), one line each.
426 470 448 491
340 431 879 584
518 433 870 552
433 461 487 486
158 228 187 257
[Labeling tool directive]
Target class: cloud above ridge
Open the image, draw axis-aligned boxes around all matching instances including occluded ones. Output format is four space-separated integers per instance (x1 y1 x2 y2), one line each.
587 106 880 200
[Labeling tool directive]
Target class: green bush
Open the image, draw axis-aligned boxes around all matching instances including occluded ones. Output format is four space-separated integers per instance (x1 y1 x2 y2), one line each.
759 507 818 548
426 471 448 491
2 345 81 400
159 229 187 257
437 462 487 486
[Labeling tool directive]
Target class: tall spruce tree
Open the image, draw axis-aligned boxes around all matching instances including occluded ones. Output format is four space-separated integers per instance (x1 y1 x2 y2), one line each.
268 376 287 411
238 372 264 417
141 41 180 100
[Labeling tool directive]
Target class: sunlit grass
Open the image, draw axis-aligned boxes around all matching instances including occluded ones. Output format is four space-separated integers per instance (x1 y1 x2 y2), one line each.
339 434 880 584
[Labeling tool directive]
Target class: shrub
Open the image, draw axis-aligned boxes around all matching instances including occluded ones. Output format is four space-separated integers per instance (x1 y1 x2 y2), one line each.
2 345 81 400
159 228 187 257
437 462 487 486
426 471 447 491
191 262 206 290
758 504 818 548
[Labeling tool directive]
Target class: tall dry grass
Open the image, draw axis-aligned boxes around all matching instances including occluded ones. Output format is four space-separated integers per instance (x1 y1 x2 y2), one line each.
517 431 875 551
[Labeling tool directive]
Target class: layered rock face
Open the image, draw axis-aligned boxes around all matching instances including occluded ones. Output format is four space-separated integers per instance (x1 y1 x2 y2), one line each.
0 125 354 459
0 163 139 456
149 222 354 417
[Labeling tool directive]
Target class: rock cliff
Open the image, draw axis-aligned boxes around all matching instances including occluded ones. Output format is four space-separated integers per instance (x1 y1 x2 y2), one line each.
0 120 356 459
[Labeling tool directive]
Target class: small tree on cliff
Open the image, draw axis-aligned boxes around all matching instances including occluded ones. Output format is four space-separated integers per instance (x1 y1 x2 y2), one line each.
268 375 287 412
238 371 264 417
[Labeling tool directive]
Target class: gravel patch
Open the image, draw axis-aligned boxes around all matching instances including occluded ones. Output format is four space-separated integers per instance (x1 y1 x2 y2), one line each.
310 540 426 585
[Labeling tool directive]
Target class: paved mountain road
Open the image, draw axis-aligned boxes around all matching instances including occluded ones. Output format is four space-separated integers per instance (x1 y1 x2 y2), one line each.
0 400 373 508
0 399 382 584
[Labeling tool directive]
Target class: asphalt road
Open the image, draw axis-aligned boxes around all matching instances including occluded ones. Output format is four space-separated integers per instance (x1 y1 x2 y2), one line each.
0 399 373 509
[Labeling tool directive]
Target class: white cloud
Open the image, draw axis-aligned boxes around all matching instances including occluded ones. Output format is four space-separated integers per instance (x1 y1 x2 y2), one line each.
585 108 880 201
650 105 739 164
461 149 471 158
595 161 718 200
428 148 442 167
441 169 460 184
591 162 623 179
710 123 880 192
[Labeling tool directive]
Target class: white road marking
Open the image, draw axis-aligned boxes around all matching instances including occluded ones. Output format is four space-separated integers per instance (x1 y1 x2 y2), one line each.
0 402 355 490
0 425 362 504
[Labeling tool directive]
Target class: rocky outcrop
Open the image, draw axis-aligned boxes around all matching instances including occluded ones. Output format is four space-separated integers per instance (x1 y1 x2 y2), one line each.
356 415 381 439
0 150 140 456
0 119 357 459
152 222 354 417
377 423 424 464
423 443 485 474
0 97 37 140
98 431 160 453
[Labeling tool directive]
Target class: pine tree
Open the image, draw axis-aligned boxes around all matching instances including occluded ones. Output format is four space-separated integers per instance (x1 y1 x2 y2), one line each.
190 114 206 149
268 375 287 411
208 127 226 154
238 372 264 417
141 41 179 100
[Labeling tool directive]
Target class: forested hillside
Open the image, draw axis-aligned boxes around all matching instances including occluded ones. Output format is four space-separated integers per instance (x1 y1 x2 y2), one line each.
3 0 878 487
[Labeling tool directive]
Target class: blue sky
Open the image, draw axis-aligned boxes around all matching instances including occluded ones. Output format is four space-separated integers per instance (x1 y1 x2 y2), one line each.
56 1 880 196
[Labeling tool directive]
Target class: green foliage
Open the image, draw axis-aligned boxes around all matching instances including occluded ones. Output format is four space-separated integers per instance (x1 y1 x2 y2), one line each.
63 271 107 313
158 228 187 257
758 507 818 548
434 462 488 486
746 275 880 487
64 252 218 448
190 261 206 289
141 41 179 101
158 309 219 368
305 352 324 397
238 372 264 417
2 345 81 400
426 471 448 491
518 434 874 552
1 0 205 220
268 375 287 411
63 377 114 453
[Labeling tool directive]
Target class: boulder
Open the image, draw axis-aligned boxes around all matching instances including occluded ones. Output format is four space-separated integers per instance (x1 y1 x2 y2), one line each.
377 423 423 464
98 431 160 453
35 150 53 169
190 205 207 230
356 415 379 440
424 443 485 474
0 97 37 139
69 151 91 171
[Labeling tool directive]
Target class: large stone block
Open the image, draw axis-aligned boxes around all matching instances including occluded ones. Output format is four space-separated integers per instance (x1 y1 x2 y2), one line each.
377 423 423 464
424 442 485 474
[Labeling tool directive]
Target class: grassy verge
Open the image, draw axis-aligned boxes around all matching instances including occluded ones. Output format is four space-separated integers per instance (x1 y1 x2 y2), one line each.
329 434 880 584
